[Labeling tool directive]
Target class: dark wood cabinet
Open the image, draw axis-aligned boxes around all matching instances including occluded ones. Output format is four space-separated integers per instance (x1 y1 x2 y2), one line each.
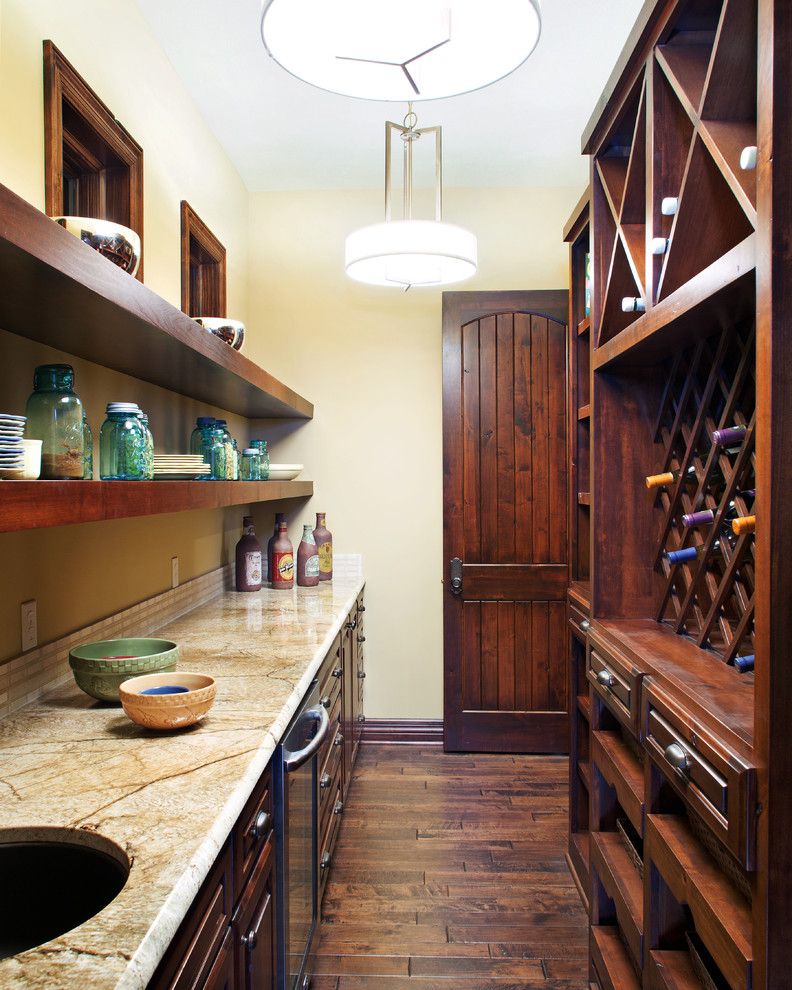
203 930 235 990
233 837 275 990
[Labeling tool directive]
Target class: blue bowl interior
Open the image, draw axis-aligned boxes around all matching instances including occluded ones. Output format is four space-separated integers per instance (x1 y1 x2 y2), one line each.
139 685 190 696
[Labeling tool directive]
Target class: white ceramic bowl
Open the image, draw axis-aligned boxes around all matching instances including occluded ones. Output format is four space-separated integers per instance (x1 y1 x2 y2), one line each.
267 464 303 481
21 439 42 480
53 216 141 276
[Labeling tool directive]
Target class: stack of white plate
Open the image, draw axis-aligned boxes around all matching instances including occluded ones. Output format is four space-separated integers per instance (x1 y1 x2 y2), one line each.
267 463 303 481
0 415 26 478
152 454 210 480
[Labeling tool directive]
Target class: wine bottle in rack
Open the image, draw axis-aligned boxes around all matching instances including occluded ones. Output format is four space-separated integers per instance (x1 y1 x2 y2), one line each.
665 536 734 564
621 297 645 313
661 196 678 215
739 146 757 171
734 654 755 673
651 237 670 255
646 461 727 491
732 514 756 536
682 495 751 528
712 423 747 447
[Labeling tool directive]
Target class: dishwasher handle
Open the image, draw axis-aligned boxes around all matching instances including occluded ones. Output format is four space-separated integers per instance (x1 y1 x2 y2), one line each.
284 705 330 771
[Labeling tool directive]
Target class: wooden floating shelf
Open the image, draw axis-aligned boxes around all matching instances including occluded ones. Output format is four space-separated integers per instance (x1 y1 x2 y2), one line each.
578 403 592 421
0 182 313 420
646 814 752 990
593 235 755 369
578 316 592 336
0 480 313 533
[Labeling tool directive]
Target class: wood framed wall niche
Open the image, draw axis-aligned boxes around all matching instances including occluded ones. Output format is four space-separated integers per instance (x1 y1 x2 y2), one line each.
180 201 226 318
43 41 144 280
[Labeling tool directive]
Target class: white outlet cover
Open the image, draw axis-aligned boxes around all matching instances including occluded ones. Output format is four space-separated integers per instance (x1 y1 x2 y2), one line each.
21 600 37 653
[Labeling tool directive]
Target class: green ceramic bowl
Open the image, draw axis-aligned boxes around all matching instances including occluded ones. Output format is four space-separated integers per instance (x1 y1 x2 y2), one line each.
69 638 179 703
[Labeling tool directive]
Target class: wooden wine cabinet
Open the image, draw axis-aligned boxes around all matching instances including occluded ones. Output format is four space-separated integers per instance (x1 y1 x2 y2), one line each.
564 0 790 986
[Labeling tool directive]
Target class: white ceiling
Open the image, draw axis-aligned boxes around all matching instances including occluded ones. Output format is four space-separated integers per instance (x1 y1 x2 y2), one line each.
135 0 644 192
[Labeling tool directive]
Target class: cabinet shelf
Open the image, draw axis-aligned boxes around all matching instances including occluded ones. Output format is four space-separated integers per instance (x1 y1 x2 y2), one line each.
0 182 313 420
578 759 591 791
577 404 592 421
0 480 313 533
648 950 701 990
590 925 641 990
578 492 591 506
578 316 591 336
591 831 644 971
577 693 592 722
592 730 644 836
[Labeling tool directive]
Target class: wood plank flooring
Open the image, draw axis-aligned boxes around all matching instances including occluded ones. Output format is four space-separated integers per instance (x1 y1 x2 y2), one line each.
314 746 588 988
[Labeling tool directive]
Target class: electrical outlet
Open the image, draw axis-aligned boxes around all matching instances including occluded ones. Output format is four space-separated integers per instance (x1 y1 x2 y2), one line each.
21 600 37 653
171 556 179 589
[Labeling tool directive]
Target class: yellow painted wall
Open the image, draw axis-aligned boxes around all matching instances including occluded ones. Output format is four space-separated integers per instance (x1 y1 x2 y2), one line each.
0 0 251 661
247 186 579 719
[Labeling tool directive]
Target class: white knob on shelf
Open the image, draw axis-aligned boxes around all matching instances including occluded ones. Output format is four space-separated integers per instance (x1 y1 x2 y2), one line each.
739 145 757 170
621 297 646 313
651 237 670 255
661 196 678 216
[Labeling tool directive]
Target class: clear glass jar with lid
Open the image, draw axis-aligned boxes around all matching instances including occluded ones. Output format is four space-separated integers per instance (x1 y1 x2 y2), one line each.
204 426 228 480
99 403 147 480
137 412 154 479
250 439 270 480
240 448 261 481
191 416 216 456
25 364 84 479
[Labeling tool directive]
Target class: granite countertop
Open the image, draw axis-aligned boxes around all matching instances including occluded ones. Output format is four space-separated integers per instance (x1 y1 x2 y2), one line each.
0 568 364 989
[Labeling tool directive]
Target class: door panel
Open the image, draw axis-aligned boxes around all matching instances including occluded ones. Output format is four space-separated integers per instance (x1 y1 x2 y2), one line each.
443 291 569 752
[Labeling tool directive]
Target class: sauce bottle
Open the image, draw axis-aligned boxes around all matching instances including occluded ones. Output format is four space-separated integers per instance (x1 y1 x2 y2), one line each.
313 512 333 582
235 516 262 592
297 524 320 587
270 519 294 590
267 512 285 582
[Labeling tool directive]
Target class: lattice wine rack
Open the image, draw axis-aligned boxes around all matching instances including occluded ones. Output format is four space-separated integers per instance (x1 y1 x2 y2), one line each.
648 322 755 665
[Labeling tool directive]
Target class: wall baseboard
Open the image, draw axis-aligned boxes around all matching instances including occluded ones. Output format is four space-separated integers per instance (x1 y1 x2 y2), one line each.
361 718 443 745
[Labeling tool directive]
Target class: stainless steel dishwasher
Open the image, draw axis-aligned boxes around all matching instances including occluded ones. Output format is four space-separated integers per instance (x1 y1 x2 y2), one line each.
273 678 329 990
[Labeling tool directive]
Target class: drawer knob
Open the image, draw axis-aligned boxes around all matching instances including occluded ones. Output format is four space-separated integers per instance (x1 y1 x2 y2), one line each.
358 634 367 644
332 666 342 678
320 773 332 789
357 714 365 722
241 928 258 950
320 852 331 870
252 809 271 839
345 619 357 631
334 732 344 746
320 695 331 709
358 604 366 612
580 619 590 632
664 742 692 777
358 670 366 679
596 669 615 690
333 799 344 815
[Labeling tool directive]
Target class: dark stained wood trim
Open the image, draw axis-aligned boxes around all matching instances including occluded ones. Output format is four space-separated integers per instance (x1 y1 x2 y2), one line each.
0 480 313 534
563 188 591 243
0 181 313 419
43 41 145 281
461 563 568 601
441 290 568 329
180 200 227 318
360 719 443 745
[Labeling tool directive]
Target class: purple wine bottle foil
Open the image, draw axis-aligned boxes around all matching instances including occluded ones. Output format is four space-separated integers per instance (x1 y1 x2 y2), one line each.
712 424 747 446
682 509 715 527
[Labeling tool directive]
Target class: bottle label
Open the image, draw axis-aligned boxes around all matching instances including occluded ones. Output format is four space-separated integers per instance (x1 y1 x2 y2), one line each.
245 551 262 586
318 542 333 574
305 554 320 577
272 551 294 583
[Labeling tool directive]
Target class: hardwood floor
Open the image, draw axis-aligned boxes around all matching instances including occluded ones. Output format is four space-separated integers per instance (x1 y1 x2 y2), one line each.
314 745 589 988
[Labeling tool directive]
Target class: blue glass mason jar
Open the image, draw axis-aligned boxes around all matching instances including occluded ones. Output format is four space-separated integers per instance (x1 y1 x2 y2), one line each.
82 415 93 480
240 448 261 481
25 364 84 479
99 403 147 480
203 426 228 480
250 439 270 480
137 412 154 479
190 416 215 456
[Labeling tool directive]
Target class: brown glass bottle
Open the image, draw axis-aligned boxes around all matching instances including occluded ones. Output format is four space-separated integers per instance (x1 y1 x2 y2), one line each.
235 516 262 592
266 512 285 582
313 512 333 582
297 524 320 587
270 519 294 590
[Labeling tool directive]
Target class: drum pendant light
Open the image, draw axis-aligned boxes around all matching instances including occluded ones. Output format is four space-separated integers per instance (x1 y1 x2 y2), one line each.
260 0 542 102
345 107 477 289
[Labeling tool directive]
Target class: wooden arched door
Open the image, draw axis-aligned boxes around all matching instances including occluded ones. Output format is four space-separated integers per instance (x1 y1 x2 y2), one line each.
442 291 569 752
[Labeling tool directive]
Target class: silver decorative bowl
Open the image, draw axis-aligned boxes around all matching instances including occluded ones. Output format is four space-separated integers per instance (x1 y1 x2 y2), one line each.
53 216 141 276
193 317 246 351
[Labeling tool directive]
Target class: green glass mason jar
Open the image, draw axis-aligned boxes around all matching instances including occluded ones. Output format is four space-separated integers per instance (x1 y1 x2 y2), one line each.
250 439 270 480
25 364 84 479
240 448 261 481
137 412 154 479
204 426 228 480
99 403 147 480
191 417 216 456
82 415 93 480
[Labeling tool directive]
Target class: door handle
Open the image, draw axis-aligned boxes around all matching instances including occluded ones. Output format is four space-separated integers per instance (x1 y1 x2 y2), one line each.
284 705 330 770
450 557 463 595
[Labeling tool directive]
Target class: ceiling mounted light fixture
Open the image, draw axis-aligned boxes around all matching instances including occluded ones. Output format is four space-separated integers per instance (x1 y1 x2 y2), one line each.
260 0 542 102
345 107 477 289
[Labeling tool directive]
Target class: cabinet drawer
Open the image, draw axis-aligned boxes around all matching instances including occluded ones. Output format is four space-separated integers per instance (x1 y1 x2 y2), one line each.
149 842 233 990
318 634 343 697
642 680 756 869
320 742 343 836
319 784 343 902
318 672 342 725
234 768 273 899
233 836 275 990
569 601 591 641
587 637 645 736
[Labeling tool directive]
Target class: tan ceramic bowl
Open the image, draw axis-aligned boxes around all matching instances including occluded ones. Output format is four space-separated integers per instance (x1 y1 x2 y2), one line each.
118 672 216 730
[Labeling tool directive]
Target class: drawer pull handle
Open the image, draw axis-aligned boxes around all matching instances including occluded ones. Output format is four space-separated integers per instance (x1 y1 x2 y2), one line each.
358 634 367 644
596 669 615 690
358 670 366 679
332 666 342 678
320 695 331 709
333 799 344 815
251 810 271 840
358 604 366 613
320 852 331 870
345 619 357 631
664 742 692 778
241 928 258 950
580 619 590 632
320 773 332 789
334 732 344 746
357 714 365 722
